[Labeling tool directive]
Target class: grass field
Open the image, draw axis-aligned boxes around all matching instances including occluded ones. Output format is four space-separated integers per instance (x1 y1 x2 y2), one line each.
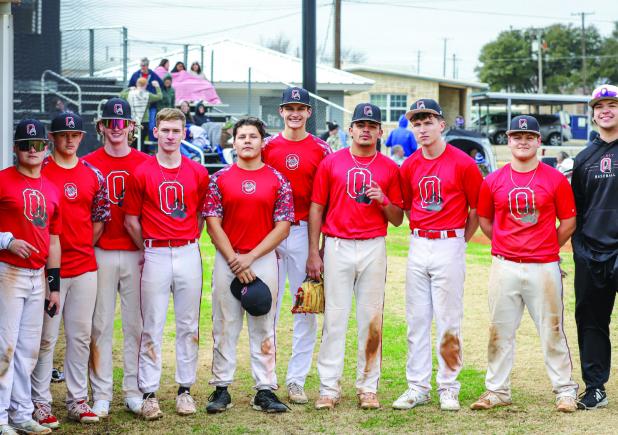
48 224 618 434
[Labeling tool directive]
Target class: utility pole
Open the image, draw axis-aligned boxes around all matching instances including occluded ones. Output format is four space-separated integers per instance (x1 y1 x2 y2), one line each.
442 38 449 77
534 30 543 94
417 50 421 74
334 0 341 69
572 11 594 94
302 0 317 134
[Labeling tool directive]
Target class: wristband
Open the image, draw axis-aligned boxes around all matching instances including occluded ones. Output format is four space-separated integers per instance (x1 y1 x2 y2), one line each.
46 268 61 292
380 196 390 207
0 232 14 250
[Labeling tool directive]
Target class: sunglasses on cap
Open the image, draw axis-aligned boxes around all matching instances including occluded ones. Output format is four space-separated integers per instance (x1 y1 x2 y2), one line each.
16 140 47 152
101 119 132 129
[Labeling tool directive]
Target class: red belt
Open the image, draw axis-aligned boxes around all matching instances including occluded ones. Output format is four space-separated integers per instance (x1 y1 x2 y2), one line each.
495 255 548 264
144 239 197 248
412 229 459 239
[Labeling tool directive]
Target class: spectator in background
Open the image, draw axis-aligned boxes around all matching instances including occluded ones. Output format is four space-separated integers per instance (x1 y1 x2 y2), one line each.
555 151 574 182
48 98 66 120
157 74 176 110
128 57 163 94
121 78 162 147
153 59 170 81
189 62 204 78
178 100 194 125
320 122 341 150
390 145 406 165
219 120 234 149
158 58 170 72
469 148 489 177
171 61 186 73
193 102 211 126
385 114 417 157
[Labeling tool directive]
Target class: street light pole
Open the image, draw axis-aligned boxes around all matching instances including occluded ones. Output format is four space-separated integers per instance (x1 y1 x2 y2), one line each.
303 0 317 134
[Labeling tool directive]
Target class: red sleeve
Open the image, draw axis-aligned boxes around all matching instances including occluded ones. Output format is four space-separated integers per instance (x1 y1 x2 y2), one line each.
555 175 577 219
310 159 330 206
476 180 494 219
121 172 144 216
198 168 210 208
462 161 483 209
400 159 413 211
49 199 62 235
386 166 404 208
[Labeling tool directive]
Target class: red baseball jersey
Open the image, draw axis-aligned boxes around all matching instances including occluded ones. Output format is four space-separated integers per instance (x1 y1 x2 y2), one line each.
42 157 110 278
262 133 331 222
83 147 150 250
123 156 210 241
477 162 576 262
0 167 62 269
203 163 294 253
400 145 482 231
311 148 403 240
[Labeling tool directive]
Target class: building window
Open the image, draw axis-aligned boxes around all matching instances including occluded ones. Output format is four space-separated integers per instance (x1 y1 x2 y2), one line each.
370 94 407 122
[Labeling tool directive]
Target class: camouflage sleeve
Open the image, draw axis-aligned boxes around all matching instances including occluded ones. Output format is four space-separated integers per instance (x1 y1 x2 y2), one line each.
272 169 295 223
83 160 111 222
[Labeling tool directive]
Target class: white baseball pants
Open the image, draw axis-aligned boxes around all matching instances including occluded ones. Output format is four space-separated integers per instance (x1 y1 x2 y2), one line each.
31 271 97 404
137 243 202 393
317 237 386 398
405 235 466 394
274 222 318 387
484 256 578 399
0 262 45 425
210 250 279 391
89 248 142 401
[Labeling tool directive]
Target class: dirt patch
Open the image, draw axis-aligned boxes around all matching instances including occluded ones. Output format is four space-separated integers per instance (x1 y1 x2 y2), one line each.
0 345 14 378
191 334 199 344
363 314 382 377
260 337 273 355
543 270 560 334
439 330 461 371
144 341 157 363
488 324 499 360
89 340 100 377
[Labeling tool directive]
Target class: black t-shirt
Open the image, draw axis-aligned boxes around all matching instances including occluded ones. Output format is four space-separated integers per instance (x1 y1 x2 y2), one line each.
572 137 618 260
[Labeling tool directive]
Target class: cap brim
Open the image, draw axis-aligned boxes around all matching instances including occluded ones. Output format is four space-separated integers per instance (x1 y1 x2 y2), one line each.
279 102 312 108
351 117 381 125
51 129 86 133
14 138 49 142
589 96 618 108
506 129 541 136
405 108 441 120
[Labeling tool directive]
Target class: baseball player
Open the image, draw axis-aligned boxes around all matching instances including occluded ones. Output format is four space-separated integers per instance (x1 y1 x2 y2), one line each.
307 103 404 410
204 117 293 413
262 86 331 404
123 108 209 420
84 98 149 417
572 84 618 410
394 99 482 412
30 112 110 427
470 115 578 413
0 119 61 435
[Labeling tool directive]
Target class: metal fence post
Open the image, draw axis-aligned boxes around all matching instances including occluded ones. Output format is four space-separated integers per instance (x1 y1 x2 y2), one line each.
183 44 188 66
89 28 95 77
247 67 252 115
122 27 128 84
200 45 204 73
210 50 214 83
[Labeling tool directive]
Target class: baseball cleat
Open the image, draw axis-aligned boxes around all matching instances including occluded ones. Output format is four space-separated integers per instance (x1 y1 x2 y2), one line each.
141 397 163 421
0 424 18 435
358 392 380 409
206 388 233 414
556 396 577 413
176 392 197 416
577 388 608 410
470 391 512 410
32 402 59 429
67 400 99 424
392 388 430 410
124 397 143 415
439 389 460 411
50 368 64 383
92 400 110 418
251 390 290 413
314 395 340 410
287 383 308 404
10 419 52 434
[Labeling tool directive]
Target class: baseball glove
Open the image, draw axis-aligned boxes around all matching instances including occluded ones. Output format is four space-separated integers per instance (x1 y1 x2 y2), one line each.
291 276 324 314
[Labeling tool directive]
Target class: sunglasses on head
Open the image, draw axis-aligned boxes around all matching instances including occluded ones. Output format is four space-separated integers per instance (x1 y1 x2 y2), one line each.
101 119 131 129
16 140 47 152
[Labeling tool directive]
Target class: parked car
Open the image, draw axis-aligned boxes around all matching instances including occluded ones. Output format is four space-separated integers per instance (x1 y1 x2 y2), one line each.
472 112 572 146
444 128 497 176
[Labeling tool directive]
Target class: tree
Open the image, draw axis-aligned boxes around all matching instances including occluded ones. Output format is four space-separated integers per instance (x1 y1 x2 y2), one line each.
262 33 292 55
320 47 367 65
597 22 618 85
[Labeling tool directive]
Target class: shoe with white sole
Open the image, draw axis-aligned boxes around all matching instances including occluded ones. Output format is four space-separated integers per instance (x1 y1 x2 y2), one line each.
0 424 18 435
10 420 52 434
32 402 59 429
92 400 110 418
124 396 143 415
287 383 308 404
176 392 197 416
556 395 577 413
392 388 430 410
67 400 99 424
141 397 163 421
439 390 460 411
470 391 512 410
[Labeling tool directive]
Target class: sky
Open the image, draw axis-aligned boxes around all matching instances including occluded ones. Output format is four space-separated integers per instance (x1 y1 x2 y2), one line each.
61 0 618 82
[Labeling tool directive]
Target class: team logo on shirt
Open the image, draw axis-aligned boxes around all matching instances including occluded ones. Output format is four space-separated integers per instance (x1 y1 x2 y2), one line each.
291 89 301 100
600 157 612 173
158 181 186 219
64 183 78 200
346 168 372 203
508 187 538 224
519 118 528 129
26 124 37 136
22 189 48 228
285 154 300 170
419 176 443 211
106 170 129 205
66 117 75 128
114 104 124 115
242 180 257 195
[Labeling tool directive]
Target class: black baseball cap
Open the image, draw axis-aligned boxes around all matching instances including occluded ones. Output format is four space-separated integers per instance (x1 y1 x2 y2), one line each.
14 118 47 142
280 86 311 107
351 103 382 124
506 115 541 136
230 277 272 317
405 99 444 120
51 112 86 133
99 97 132 121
